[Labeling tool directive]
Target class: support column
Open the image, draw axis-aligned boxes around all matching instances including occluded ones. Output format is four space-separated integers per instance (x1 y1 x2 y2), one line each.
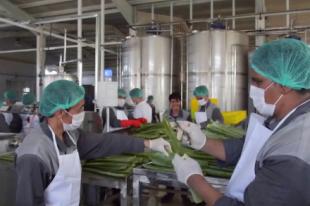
36 31 46 102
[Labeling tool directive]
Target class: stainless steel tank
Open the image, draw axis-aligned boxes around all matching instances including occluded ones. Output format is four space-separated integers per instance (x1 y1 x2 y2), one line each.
121 35 171 113
141 35 171 113
187 30 249 111
121 37 142 94
42 73 77 88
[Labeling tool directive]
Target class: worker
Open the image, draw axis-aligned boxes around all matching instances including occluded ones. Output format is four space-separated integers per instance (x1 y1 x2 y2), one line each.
129 88 152 123
1 90 23 133
21 92 40 135
15 80 171 206
193 85 223 127
102 88 141 131
147 95 159 123
164 92 190 122
161 92 192 204
172 39 310 206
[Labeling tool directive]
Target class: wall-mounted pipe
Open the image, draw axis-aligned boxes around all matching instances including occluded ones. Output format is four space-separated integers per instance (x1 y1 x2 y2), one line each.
170 1 174 93
232 0 235 29
77 0 83 86
32 13 98 24
210 0 214 19
0 44 118 54
100 0 105 82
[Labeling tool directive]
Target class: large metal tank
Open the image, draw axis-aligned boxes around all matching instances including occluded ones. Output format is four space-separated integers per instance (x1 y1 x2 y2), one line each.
121 35 171 113
187 30 249 111
121 37 142 94
42 73 77 89
141 35 171 113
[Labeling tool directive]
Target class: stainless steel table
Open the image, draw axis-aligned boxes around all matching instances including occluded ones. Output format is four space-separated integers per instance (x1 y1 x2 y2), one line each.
82 172 131 206
132 167 229 206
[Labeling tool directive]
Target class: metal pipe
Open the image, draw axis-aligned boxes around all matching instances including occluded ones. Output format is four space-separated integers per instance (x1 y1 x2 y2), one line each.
0 17 94 48
130 8 310 28
232 0 235 29
210 0 214 19
101 0 105 82
95 15 100 107
151 4 155 21
286 0 290 28
189 0 193 30
106 108 110 132
62 59 78 64
119 46 123 87
0 44 118 54
77 0 83 86
36 33 43 102
32 12 98 24
64 29 67 63
186 38 189 110
102 41 122 46
180 37 184 106
170 1 174 93
116 46 119 83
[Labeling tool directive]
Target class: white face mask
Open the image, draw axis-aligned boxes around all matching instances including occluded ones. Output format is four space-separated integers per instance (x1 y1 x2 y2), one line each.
198 98 207 106
250 83 283 117
62 111 85 131
118 99 126 107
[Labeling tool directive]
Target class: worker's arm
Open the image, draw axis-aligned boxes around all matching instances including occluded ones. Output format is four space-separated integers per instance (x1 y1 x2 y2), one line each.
186 155 310 206
77 130 145 160
211 108 224 123
200 138 244 164
15 154 51 206
179 120 244 163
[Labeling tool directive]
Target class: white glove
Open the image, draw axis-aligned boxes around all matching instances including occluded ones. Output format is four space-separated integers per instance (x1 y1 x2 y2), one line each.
172 154 203 185
177 121 207 150
149 138 172 156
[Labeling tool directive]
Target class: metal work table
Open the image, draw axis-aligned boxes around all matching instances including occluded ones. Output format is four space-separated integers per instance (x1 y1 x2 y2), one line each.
82 172 131 206
132 167 229 206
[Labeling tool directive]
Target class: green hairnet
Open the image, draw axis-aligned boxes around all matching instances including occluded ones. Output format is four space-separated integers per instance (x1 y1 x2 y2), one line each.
251 38 310 90
118 88 127 98
129 88 143 98
4 90 17 102
22 93 36 106
193 85 209 96
39 80 85 117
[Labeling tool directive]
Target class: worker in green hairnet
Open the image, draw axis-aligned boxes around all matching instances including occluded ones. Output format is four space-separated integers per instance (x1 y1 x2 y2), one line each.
172 39 310 206
0 90 23 133
22 92 36 106
15 80 171 206
193 85 223 127
101 88 134 131
129 88 152 123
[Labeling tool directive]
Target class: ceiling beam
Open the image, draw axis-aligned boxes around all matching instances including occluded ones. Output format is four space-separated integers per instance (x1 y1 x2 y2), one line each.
33 6 118 18
18 0 73 9
0 0 33 21
29 0 227 19
111 0 134 24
